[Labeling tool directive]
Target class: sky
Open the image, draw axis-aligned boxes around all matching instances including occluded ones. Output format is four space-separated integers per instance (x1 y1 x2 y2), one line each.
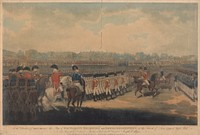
3 3 198 56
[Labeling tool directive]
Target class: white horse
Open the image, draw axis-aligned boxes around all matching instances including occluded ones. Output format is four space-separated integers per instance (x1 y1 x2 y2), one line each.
38 76 67 112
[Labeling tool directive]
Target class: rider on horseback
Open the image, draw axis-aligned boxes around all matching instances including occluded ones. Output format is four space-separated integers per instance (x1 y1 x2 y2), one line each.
50 64 63 96
160 66 166 81
71 65 84 93
138 67 149 86
142 67 149 86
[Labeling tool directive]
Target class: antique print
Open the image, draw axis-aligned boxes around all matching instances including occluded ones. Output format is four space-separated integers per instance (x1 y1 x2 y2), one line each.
2 2 198 126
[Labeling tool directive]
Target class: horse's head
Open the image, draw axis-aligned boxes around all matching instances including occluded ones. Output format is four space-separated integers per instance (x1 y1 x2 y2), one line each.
60 76 73 88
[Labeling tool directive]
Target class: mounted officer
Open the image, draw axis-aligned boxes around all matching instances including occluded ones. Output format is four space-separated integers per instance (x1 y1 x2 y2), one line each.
50 64 63 94
71 65 84 93
142 67 149 86
159 66 166 81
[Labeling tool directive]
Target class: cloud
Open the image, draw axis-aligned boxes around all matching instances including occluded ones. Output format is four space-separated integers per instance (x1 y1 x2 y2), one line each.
3 3 198 56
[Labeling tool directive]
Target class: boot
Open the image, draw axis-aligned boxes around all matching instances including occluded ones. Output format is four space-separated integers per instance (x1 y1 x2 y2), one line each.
93 95 97 101
86 95 90 100
106 94 109 100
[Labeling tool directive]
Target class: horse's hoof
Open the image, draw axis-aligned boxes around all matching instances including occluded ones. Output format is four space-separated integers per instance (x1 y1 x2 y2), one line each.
79 108 83 112
67 109 70 113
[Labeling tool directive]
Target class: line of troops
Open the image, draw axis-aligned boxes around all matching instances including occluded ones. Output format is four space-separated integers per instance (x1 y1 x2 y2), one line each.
84 72 131 101
6 64 135 102
175 69 198 101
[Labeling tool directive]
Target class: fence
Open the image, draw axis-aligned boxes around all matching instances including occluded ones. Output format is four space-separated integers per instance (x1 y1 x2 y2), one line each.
3 78 38 123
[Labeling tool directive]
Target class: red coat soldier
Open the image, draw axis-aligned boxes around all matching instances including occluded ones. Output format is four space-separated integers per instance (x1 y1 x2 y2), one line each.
50 64 63 90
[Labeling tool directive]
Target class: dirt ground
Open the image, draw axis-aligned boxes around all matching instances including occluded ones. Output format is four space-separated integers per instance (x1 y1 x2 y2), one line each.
80 88 197 119
4 86 197 125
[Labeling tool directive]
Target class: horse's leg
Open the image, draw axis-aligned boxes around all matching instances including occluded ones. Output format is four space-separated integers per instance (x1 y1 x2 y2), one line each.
37 96 43 112
148 85 151 92
72 98 77 112
139 90 143 96
72 89 77 111
76 98 80 111
153 88 158 97
67 98 71 113
79 93 84 111
139 86 144 97
135 88 139 96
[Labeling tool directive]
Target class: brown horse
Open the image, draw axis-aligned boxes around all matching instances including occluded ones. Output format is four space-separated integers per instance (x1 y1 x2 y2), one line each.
133 75 159 97
133 72 173 98
59 76 86 113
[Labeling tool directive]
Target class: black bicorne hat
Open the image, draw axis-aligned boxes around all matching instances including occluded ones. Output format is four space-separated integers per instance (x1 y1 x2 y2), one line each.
50 64 58 69
72 65 78 70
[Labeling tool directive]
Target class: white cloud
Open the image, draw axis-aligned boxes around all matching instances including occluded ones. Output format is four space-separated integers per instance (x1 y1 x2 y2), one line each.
3 4 198 56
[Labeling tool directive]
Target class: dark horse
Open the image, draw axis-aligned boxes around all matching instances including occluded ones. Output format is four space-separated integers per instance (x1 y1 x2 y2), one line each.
133 73 160 98
133 72 173 98
60 76 86 113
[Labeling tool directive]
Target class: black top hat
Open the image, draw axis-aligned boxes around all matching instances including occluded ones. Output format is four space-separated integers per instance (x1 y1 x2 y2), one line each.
72 65 78 70
23 66 30 71
50 64 58 69
32 65 39 70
